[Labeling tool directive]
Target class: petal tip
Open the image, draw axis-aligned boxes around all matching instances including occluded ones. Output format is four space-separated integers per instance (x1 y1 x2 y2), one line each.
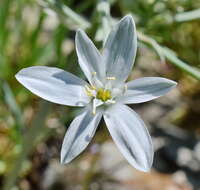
128 159 153 173
122 14 135 25
124 14 133 20
15 73 19 80
135 159 153 172
76 29 86 39
15 67 31 79
76 28 83 34
172 80 178 86
60 159 65 165
75 29 84 42
132 154 153 173
15 70 24 82
140 166 152 173
60 155 70 165
167 79 178 88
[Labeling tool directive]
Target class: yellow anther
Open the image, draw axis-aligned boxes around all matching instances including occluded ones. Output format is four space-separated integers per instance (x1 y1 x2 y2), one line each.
96 88 111 102
85 89 93 97
92 72 97 76
85 85 95 97
90 85 96 90
106 76 116 80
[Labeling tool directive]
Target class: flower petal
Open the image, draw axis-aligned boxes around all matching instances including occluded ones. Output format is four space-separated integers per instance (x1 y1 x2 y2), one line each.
61 109 102 164
104 104 153 172
118 77 177 104
15 66 90 106
76 29 105 85
102 15 137 83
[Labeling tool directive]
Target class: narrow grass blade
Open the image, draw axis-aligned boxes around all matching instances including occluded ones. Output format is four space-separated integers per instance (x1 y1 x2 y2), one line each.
161 47 200 80
3 101 51 190
39 0 91 29
175 9 200 22
2 81 25 131
138 32 200 81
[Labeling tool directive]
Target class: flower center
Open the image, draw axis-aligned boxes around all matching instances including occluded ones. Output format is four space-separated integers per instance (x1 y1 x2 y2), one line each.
85 85 112 102
96 88 111 102
84 75 119 114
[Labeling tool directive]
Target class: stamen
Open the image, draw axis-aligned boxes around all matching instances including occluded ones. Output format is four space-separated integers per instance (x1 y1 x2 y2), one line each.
90 85 96 90
92 72 97 76
85 85 95 97
124 84 128 92
106 99 116 104
106 76 116 80
92 99 97 115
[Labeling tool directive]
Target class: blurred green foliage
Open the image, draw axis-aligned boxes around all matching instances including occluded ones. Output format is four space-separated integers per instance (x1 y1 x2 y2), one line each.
0 0 200 189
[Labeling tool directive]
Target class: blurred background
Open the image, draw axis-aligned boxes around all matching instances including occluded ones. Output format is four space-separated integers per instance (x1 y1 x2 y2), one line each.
0 0 200 189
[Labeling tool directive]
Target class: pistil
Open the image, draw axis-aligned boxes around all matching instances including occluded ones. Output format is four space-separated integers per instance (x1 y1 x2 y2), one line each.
96 88 111 102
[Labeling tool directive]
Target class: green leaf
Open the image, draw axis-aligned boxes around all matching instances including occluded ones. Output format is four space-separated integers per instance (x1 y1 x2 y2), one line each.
161 47 200 80
175 9 200 22
40 0 91 29
137 32 200 81
2 81 25 131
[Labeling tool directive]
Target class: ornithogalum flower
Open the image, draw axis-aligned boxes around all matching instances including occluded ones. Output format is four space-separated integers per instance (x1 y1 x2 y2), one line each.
15 15 177 172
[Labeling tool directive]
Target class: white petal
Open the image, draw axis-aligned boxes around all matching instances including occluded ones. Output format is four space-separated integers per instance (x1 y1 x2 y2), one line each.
118 77 177 104
61 109 102 164
15 66 90 106
75 29 105 85
102 15 137 83
104 104 153 172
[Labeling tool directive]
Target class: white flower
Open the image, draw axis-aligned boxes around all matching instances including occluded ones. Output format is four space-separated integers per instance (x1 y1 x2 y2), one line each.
15 15 177 172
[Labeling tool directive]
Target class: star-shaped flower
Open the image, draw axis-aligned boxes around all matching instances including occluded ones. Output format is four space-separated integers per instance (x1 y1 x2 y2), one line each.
15 15 177 172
